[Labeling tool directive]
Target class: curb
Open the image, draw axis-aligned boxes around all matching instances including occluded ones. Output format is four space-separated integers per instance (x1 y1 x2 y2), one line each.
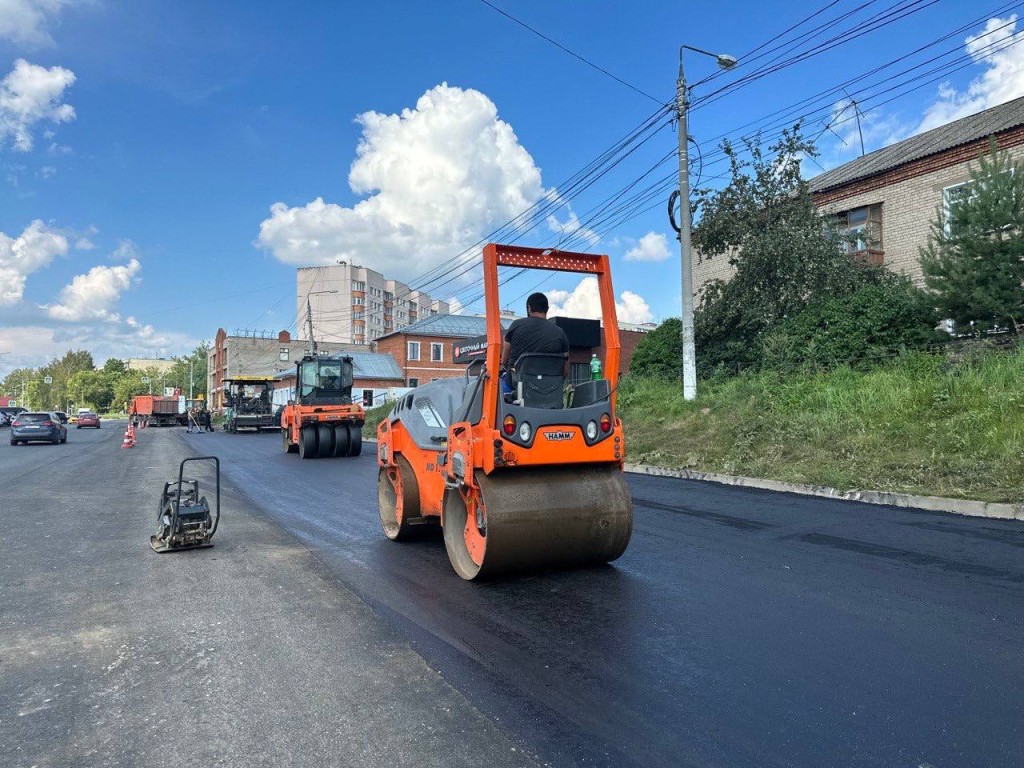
624 463 1024 521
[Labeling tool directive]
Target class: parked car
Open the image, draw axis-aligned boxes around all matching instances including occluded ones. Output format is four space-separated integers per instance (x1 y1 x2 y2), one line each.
76 412 101 428
55 411 69 424
10 412 68 445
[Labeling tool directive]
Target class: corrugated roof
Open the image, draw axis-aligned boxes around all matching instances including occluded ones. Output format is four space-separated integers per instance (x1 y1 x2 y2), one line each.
378 313 509 340
808 96 1024 194
269 351 404 381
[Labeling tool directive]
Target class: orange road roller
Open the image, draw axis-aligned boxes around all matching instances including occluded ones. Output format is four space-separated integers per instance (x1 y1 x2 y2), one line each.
376 243 633 580
281 353 364 458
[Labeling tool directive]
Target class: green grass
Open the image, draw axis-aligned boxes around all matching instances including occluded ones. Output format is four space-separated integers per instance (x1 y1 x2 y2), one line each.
364 401 395 433
618 347 1024 503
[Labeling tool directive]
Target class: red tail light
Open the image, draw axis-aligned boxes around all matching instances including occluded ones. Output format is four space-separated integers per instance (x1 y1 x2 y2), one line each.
12 420 22 427
600 413 612 433
502 415 516 436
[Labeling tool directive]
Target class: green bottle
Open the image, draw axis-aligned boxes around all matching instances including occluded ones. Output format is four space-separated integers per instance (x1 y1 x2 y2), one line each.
590 353 602 380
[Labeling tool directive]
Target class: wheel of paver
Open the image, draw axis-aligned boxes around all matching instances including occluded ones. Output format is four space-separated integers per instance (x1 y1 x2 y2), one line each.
332 422 351 457
281 425 292 453
298 425 317 459
348 425 362 457
378 455 421 541
317 423 335 458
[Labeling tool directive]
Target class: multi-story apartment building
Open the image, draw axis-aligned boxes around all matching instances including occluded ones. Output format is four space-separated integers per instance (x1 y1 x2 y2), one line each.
296 262 450 346
694 95 1024 295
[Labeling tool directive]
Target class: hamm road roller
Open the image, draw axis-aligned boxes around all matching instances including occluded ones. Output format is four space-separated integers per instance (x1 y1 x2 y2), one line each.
376 243 633 580
281 353 365 458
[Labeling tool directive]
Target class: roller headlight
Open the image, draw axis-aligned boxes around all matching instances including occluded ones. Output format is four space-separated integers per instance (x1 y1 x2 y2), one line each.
586 420 598 440
518 422 532 442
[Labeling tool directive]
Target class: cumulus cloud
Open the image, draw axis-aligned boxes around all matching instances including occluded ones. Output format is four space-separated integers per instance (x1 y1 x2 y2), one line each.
916 15 1024 133
46 257 141 321
546 277 653 325
0 58 76 151
0 218 68 305
258 83 546 281
624 231 672 262
546 209 599 247
446 295 465 315
0 0 79 47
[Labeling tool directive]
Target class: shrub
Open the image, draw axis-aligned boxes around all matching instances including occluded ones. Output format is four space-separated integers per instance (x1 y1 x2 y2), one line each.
629 317 682 379
760 280 942 371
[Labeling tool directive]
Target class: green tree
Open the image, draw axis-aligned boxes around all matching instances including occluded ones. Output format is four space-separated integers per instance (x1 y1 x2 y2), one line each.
113 371 148 413
630 318 682 379
68 370 116 412
102 358 127 375
921 141 1024 334
692 126 879 374
1 368 35 405
37 350 95 410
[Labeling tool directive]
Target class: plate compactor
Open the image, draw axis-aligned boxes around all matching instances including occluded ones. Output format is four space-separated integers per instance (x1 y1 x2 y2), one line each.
150 456 221 553
376 243 633 580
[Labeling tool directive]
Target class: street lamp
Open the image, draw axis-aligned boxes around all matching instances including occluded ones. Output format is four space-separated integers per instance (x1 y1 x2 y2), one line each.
677 44 737 401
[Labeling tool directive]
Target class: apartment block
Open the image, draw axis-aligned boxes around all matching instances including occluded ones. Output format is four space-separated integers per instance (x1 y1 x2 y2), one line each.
296 262 450 346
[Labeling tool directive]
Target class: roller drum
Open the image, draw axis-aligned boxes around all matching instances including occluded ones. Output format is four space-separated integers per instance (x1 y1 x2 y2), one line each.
333 423 351 457
443 465 632 580
317 423 335 458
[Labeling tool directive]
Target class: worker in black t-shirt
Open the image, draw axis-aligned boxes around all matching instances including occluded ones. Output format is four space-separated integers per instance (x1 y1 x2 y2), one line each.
501 292 569 393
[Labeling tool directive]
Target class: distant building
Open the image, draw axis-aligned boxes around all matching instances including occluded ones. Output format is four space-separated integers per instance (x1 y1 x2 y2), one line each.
125 357 176 374
206 328 368 412
296 262 450 346
694 95 1024 293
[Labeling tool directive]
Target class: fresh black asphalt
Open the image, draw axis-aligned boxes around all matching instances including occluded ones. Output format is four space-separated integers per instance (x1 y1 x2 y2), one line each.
2 424 1022 767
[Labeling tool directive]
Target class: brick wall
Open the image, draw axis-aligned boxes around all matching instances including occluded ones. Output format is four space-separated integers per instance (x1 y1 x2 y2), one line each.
375 334 466 386
691 126 1024 293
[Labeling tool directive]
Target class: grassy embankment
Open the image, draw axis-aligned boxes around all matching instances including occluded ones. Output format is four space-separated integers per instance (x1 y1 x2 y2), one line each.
618 348 1024 503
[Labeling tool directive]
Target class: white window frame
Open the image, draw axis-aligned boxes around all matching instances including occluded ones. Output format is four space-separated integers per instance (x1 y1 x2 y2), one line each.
408 377 419 388
431 342 444 362
407 341 421 361
279 347 289 361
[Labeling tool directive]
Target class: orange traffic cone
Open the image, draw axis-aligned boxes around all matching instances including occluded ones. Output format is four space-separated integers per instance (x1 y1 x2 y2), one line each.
122 425 135 449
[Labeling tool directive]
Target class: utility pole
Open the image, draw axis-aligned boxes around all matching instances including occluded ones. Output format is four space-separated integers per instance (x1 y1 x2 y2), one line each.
305 289 338 355
189 358 194 400
676 44 737 401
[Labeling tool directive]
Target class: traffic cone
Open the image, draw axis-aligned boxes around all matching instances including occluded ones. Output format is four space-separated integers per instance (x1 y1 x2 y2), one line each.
122 425 135 449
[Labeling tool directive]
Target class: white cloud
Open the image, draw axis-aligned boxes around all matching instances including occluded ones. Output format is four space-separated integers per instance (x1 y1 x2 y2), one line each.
0 218 67 305
546 277 653 325
0 0 79 47
624 231 672 262
258 83 546 281
916 15 1024 134
446 295 465 315
546 209 599 246
0 58 76 152
46 257 140 322
110 238 138 262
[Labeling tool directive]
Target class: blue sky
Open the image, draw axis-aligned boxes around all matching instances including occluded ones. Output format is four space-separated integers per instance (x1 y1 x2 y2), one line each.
1 0 1021 374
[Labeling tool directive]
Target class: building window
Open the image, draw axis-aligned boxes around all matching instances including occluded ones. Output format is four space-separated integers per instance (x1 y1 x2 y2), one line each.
353 311 364 319
836 204 882 263
408 377 419 387
431 342 444 362
408 341 421 361
352 280 365 291
353 296 364 306
943 180 979 235
362 389 374 406
279 347 289 361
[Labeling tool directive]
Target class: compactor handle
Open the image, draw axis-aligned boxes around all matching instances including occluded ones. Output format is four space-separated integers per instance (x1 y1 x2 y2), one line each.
175 456 221 536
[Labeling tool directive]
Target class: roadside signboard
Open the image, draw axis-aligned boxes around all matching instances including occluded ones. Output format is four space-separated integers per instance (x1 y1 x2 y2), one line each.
141 377 150 384
452 335 488 364
43 376 53 384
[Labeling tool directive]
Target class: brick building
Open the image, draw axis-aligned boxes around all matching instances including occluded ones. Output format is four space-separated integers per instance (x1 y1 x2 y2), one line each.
694 95 1024 294
207 328 367 412
374 313 648 387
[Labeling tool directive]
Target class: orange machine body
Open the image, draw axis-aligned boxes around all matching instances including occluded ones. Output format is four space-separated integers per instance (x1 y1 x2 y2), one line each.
377 243 632 579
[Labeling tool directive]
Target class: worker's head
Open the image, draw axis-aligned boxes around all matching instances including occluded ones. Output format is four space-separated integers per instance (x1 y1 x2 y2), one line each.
526 292 549 317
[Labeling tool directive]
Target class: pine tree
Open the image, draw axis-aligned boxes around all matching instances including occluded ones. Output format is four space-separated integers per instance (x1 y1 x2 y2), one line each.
921 141 1024 334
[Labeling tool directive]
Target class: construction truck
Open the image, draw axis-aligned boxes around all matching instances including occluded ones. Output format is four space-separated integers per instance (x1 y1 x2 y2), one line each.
130 394 186 427
376 243 633 580
223 378 278 433
280 353 364 458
